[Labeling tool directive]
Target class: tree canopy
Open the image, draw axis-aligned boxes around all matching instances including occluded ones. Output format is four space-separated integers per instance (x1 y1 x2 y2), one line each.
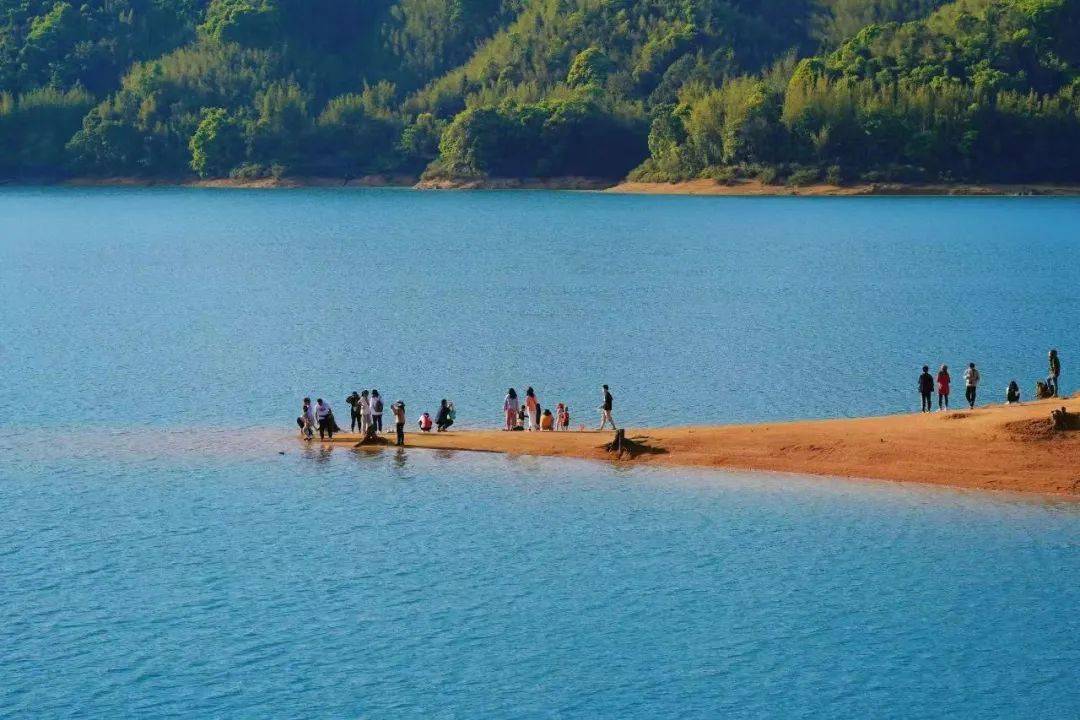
1 0 1078 183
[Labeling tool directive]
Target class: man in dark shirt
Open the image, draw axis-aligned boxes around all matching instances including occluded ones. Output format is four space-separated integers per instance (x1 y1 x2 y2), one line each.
1049 349 1061 397
918 366 934 413
598 384 616 430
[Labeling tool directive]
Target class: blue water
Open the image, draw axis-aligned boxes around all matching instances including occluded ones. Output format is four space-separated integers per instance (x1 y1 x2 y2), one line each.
1 188 1077 427
1 188 1078 718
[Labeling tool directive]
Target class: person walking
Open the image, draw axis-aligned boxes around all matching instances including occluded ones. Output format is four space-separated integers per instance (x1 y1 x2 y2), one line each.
391 400 406 446
918 366 934 413
963 363 980 409
503 388 519 431
936 365 951 411
1049 349 1061 397
524 387 540 431
598 384 616 431
346 391 361 432
315 398 335 440
371 389 384 433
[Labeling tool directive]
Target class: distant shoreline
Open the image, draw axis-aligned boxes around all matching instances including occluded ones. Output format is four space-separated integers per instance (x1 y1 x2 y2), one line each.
318 397 1080 497
605 179 1080 197
6 175 1079 196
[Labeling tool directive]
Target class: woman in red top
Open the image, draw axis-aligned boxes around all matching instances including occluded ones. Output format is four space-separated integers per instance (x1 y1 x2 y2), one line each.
936 364 951 411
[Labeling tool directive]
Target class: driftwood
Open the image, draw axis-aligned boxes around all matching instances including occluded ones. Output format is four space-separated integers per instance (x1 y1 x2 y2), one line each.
603 429 667 458
1050 407 1079 432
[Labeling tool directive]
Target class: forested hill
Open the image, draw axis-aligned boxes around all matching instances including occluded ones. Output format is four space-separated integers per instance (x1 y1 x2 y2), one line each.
1 0 1078 185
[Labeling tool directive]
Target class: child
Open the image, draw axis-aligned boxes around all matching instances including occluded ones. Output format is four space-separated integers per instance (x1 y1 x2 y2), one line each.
559 404 570 431
417 412 433 432
540 408 554 431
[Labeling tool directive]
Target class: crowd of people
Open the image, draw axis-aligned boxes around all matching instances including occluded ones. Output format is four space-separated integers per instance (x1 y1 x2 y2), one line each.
296 384 617 444
916 349 1062 412
296 391 454 446
294 352 1066 446
502 385 615 432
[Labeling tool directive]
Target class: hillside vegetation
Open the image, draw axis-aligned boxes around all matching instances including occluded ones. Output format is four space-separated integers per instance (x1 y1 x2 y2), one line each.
0 0 1077 184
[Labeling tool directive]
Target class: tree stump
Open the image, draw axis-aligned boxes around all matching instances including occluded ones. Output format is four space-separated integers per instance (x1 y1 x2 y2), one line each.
603 429 666 459
354 426 391 447
1051 407 1078 431
603 429 626 455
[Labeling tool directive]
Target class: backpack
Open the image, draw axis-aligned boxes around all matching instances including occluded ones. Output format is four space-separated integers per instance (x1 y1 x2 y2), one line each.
374 398 383 413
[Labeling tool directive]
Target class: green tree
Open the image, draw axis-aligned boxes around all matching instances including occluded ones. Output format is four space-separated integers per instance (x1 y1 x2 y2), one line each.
200 0 282 46
399 112 446 167
189 107 245 176
566 47 612 87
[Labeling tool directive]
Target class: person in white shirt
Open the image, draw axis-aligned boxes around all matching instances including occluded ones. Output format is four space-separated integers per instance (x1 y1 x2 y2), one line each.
503 388 519 431
315 398 334 440
358 390 372 435
963 363 981 409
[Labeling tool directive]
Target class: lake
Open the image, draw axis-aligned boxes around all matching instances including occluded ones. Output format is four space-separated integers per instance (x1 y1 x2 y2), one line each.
1 187 1077 718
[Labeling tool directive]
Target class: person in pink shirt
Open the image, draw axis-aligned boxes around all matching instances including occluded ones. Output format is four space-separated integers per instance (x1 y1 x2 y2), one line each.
524 386 540 431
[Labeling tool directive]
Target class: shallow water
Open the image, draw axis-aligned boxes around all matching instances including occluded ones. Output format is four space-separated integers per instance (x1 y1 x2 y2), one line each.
1 188 1078 718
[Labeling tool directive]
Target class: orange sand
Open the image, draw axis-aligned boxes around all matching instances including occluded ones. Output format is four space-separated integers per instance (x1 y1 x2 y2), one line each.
319 397 1080 496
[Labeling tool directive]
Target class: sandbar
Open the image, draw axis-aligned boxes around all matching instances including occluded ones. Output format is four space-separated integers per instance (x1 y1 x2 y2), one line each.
318 397 1079 497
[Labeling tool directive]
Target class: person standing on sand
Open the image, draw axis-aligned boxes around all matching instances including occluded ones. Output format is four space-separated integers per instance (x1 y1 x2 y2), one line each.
503 388 519 431
598 384 616 431
371 389 384 433
937 365 951 411
315 398 335 440
346 391 361 432
392 401 406 446
918 366 934 413
963 363 980 409
1049 349 1061 397
524 387 540 431
358 390 372 436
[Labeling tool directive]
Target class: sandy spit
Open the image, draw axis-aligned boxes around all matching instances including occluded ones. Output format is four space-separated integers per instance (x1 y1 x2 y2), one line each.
319 397 1080 497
